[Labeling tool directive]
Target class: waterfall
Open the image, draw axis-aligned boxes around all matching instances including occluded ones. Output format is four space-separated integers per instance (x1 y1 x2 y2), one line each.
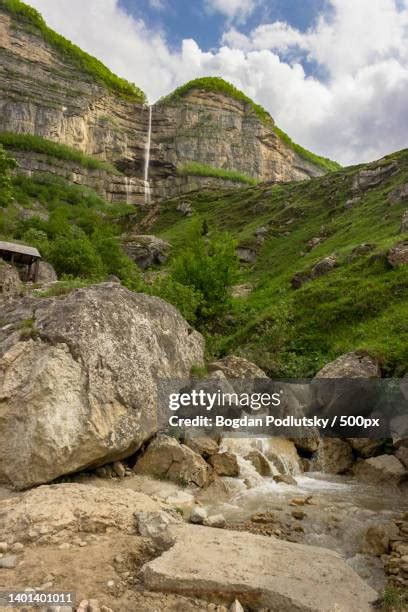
144 105 152 205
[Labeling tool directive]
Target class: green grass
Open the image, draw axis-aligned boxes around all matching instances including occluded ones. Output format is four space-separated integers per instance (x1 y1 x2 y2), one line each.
177 161 258 186
160 76 340 173
146 148 408 376
0 0 146 102
0 132 120 174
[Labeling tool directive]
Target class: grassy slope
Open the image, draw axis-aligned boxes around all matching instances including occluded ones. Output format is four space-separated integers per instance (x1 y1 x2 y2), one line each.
0 0 146 103
0 132 120 174
160 77 341 173
177 161 258 186
147 149 408 376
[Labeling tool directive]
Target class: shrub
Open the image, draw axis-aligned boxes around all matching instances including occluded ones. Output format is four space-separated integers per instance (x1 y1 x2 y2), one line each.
148 275 202 324
48 237 105 279
0 144 16 207
171 228 239 320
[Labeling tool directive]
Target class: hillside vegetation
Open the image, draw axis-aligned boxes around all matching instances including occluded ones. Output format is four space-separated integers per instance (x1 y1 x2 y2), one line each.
0 0 146 102
146 149 408 376
161 77 341 173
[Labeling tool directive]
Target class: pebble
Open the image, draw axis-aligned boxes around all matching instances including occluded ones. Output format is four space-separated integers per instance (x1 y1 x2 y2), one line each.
0 554 18 569
78 541 88 547
204 514 226 528
292 510 306 520
11 542 24 552
0 542 8 553
106 580 115 588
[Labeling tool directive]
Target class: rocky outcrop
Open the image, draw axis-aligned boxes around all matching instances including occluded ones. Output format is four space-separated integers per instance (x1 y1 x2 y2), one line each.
0 283 204 489
133 435 211 487
141 523 377 611
36 260 57 284
388 182 408 204
387 240 408 267
121 234 171 269
208 451 239 477
352 162 398 192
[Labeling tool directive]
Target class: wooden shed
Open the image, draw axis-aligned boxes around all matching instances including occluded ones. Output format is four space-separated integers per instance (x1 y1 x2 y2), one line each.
0 241 41 282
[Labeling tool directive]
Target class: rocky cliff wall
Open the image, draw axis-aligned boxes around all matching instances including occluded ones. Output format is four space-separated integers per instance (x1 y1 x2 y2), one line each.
0 8 326 205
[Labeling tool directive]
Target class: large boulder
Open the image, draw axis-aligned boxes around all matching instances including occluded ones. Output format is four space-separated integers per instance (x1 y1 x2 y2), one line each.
354 454 406 486
134 435 211 488
0 261 23 300
121 234 171 269
311 438 354 474
346 438 384 458
183 436 219 458
244 449 272 476
0 483 161 544
141 524 377 611
316 352 380 379
0 283 204 489
209 451 239 477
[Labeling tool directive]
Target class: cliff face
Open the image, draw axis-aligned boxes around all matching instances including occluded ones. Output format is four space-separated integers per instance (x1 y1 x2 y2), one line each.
0 7 326 205
151 90 324 192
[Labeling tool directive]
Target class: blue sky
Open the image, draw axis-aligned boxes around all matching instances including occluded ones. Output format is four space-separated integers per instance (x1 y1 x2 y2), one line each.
118 0 330 58
28 0 408 165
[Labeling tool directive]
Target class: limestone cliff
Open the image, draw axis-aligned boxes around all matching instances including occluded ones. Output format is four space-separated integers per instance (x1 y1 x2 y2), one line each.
0 3 333 205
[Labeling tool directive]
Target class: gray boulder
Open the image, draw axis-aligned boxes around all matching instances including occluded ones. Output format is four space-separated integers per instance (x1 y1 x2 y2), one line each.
387 241 408 267
352 162 398 191
311 255 337 278
121 234 171 269
0 283 204 489
311 438 354 474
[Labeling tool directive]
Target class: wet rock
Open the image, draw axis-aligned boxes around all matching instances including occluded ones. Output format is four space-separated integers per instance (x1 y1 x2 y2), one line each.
354 455 406 486
183 436 219 459
274 474 297 485
352 162 398 191
189 506 207 525
311 438 354 474
134 435 211 488
387 241 408 267
121 234 171 269
204 514 226 528
0 284 204 489
209 452 239 477
141 523 378 610
245 449 272 476
292 435 320 454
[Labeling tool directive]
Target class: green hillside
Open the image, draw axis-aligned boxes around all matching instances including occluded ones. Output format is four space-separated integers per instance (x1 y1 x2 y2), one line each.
160 77 341 173
145 149 408 376
0 0 146 102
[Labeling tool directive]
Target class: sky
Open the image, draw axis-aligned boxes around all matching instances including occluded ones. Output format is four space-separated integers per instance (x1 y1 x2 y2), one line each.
26 0 408 166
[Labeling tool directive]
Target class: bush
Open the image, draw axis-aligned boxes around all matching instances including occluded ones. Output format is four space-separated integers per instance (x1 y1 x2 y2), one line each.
0 144 16 207
93 234 142 289
148 275 202 324
171 227 239 321
48 237 105 279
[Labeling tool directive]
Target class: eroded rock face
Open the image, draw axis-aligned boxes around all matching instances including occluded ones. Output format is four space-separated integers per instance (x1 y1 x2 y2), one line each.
141 523 377 611
388 183 408 204
352 162 398 191
0 283 204 489
36 260 57 284
134 435 211 487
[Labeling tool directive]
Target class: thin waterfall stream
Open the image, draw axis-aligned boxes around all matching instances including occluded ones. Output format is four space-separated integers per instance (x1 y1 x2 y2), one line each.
144 104 152 205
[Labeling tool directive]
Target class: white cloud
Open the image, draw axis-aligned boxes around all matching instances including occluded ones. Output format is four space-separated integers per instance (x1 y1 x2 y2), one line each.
25 0 408 165
205 0 258 21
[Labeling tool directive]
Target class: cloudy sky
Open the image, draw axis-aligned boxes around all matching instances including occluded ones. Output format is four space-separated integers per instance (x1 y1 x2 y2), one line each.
27 0 408 165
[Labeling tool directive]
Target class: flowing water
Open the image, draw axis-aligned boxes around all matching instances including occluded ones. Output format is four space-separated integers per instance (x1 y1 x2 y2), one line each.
144 105 152 205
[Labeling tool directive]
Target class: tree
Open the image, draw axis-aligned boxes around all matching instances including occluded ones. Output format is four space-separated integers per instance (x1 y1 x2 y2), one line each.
0 145 16 207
